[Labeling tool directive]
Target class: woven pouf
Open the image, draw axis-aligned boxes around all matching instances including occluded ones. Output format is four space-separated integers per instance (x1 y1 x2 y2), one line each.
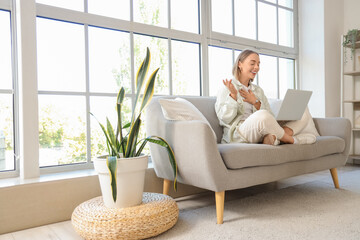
71 192 179 240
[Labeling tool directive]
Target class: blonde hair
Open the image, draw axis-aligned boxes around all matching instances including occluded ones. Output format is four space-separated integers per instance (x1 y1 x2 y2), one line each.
232 49 259 82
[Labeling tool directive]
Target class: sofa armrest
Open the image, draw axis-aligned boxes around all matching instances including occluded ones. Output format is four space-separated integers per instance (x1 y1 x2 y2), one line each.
147 119 228 192
313 117 351 156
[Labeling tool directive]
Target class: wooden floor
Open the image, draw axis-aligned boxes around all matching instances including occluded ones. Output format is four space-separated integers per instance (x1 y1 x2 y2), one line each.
0 164 359 240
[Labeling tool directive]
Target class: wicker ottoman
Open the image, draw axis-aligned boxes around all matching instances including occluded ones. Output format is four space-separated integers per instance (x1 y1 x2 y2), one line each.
71 192 179 240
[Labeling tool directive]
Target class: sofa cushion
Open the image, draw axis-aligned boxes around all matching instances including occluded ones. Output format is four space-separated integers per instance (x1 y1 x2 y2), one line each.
218 136 345 169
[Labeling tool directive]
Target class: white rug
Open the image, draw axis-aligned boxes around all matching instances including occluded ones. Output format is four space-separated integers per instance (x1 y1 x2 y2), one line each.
152 170 360 240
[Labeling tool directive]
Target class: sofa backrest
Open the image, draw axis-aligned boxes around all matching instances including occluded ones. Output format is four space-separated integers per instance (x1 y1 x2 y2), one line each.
146 96 287 144
147 96 223 143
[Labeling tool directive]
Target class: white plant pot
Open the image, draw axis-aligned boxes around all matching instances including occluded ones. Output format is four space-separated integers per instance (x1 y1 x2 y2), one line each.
93 155 148 208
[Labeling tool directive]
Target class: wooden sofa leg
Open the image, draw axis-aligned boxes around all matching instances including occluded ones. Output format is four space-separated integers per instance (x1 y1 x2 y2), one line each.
163 179 171 195
330 168 340 189
215 191 225 224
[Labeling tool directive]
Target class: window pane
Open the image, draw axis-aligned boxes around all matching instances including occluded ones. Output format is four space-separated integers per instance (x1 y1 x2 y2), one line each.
171 40 200 96
171 0 198 33
258 55 277 99
279 58 294 99
134 34 169 95
0 10 12 90
234 50 242 62
209 46 233 96
39 95 86 167
89 27 131 94
88 0 130 20
36 0 83 11
235 0 256 40
279 8 294 47
90 96 131 158
211 0 232 35
133 0 167 28
37 18 86 92
278 0 293 9
0 94 14 171
258 2 277 44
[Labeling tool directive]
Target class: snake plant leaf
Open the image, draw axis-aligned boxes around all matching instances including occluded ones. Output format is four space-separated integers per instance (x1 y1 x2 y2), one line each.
125 116 141 157
107 156 117 202
106 118 118 156
116 87 125 137
135 48 150 93
122 122 131 129
90 113 116 155
116 87 125 154
140 68 159 113
130 126 140 157
119 134 128 153
137 136 178 191
132 48 151 123
117 87 125 104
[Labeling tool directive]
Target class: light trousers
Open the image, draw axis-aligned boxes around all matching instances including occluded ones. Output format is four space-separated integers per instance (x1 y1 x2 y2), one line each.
236 109 311 144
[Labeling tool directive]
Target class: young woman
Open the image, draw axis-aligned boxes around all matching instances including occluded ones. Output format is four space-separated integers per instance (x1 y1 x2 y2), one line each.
215 49 316 145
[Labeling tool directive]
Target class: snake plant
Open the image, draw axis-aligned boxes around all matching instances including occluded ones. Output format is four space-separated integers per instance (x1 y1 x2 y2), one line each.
91 48 177 202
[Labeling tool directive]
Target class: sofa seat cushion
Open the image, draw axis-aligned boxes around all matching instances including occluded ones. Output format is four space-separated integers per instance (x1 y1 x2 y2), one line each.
218 136 345 169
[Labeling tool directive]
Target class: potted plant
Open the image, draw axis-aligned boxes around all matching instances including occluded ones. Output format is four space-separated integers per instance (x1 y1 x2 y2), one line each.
342 29 360 62
91 48 177 208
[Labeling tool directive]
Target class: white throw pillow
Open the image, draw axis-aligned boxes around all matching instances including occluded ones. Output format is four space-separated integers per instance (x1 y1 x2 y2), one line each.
300 107 320 136
269 98 320 137
158 98 217 140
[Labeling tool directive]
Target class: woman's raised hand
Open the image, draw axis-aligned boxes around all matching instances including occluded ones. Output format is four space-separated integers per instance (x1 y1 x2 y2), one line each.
239 89 257 105
223 79 238 100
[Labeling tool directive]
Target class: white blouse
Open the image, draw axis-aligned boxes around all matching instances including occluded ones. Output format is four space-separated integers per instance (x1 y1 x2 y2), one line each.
215 79 273 143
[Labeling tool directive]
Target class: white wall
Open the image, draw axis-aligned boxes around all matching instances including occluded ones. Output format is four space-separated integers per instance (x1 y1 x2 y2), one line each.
324 0 344 117
344 0 360 30
298 0 345 118
298 0 325 117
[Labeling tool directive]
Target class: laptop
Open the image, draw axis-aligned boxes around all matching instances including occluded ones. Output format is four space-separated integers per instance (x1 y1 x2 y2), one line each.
273 89 312 121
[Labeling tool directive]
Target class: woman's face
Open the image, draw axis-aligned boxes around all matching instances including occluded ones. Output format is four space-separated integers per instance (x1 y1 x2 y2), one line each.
238 53 260 80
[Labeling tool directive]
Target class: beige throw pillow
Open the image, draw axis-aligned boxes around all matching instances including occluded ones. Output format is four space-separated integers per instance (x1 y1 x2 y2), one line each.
158 98 217 140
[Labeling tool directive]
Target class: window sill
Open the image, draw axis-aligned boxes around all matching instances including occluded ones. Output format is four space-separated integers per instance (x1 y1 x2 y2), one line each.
0 168 97 188
0 162 154 188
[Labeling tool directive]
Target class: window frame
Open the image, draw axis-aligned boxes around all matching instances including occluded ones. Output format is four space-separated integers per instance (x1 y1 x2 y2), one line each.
0 0 20 178
34 1 208 174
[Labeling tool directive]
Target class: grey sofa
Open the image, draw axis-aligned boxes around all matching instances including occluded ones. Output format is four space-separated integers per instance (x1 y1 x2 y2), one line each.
145 96 351 224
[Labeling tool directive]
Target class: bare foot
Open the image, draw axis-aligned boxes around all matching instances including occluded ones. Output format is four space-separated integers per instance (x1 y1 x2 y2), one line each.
263 134 276 145
283 126 294 136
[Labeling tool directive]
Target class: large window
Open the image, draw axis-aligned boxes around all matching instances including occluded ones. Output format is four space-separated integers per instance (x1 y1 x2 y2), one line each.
212 0 295 48
1 0 297 177
0 6 16 174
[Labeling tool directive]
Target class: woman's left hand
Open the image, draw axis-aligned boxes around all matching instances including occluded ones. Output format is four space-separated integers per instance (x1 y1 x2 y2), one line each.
239 89 257 105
